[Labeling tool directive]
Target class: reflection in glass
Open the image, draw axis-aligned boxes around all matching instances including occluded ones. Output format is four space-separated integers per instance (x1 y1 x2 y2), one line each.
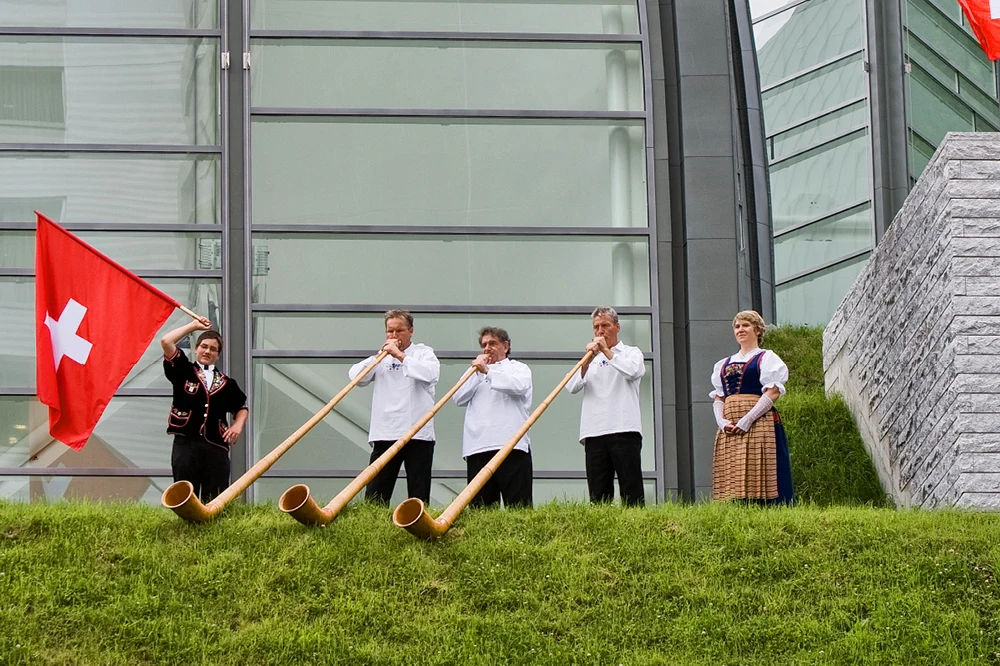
251 40 643 112
0 153 220 225
768 100 867 161
775 253 869 325
0 231 221 271
0 475 174 503
0 37 219 145
0 278 221 388
252 359 654 473
762 53 866 131
253 312 654 353
773 204 872 282
249 0 639 34
755 0 862 88
769 130 871 233
907 0 995 94
251 118 647 228
251 234 650 307
0 395 176 471
0 0 217 29
908 66 975 147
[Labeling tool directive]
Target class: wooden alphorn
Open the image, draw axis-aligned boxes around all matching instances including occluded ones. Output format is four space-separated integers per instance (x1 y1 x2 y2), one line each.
280 366 477 526
393 350 596 540
162 351 389 522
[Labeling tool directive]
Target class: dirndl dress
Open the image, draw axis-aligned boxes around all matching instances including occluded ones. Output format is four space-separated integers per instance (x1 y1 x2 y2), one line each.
712 351 794 504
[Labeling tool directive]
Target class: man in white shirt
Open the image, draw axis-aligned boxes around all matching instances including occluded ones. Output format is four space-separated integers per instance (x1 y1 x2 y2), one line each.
567 306 646 506
452 327 533 508
348 310 440 504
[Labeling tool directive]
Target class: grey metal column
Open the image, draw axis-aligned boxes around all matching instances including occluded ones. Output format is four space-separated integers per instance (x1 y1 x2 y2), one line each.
224 0 251 483
866 0 910 240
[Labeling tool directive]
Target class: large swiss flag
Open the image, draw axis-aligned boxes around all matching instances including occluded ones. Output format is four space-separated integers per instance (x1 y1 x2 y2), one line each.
35 212 180 450
959 0 1000 59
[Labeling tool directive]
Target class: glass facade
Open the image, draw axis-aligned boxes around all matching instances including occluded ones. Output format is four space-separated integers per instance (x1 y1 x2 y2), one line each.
752 0 1000 325
1 0 663 504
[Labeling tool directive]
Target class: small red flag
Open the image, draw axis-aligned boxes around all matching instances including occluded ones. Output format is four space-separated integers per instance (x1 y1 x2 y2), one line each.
35 212 180 450
958 0 1000 60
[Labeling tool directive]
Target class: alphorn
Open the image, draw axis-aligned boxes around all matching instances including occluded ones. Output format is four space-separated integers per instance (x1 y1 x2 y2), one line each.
280 366 477 526
393 349 596 540
162 350 389 522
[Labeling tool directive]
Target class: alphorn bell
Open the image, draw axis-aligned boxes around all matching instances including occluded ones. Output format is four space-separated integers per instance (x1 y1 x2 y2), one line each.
279 366 477 526
162 350 389 522
393 350 596 540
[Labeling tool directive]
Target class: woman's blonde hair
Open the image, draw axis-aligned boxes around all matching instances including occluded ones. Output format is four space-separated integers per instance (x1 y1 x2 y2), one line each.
732 310 766 338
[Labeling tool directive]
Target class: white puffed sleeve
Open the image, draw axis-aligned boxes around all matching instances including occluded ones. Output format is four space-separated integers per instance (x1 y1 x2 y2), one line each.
759 350 789 396
708 357 727 399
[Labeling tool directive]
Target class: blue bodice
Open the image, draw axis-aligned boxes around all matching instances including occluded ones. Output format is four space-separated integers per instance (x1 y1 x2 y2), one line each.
721 351 766 397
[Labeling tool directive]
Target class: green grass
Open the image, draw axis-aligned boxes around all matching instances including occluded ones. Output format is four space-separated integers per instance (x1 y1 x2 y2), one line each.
2 502 1000 665
764 327 888 507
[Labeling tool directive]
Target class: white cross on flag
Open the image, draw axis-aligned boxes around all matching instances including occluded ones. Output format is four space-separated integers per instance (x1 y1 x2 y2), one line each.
959 0 1000 59
35 212 179 450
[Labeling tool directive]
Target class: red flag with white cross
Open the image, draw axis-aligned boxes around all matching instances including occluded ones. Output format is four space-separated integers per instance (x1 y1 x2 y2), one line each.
958 0 1000 59
35 212 179 450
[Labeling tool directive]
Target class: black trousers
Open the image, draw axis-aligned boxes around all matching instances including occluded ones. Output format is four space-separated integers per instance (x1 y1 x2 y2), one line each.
171 434 231 504
364 439 434 504
466 449 533 509
584 431 645 506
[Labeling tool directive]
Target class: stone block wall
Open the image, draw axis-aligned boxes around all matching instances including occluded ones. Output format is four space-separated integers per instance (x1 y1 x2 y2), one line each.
824 133 1000 509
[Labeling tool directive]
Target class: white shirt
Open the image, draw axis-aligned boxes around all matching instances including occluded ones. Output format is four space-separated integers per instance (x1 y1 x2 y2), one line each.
708 347 788 399
452 358 533 458
348 343 440 443
566 341 645 442
195 363 216 389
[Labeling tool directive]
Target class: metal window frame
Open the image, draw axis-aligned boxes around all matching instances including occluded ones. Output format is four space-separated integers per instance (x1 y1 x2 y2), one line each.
759 48 865 93
751 0 812 24
772 199 870 238
249 29 642 43
767 125 868 167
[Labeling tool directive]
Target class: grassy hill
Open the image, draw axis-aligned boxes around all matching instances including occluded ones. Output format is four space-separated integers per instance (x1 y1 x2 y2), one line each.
2 502 1000 665
763 327 888 507
3 327 995 666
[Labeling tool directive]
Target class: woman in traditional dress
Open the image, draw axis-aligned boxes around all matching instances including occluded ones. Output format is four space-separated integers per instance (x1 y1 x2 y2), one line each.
709 310 794 504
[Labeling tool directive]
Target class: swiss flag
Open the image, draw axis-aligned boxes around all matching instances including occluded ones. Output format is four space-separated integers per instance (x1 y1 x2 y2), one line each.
958 0 1000 60
35 212 180 450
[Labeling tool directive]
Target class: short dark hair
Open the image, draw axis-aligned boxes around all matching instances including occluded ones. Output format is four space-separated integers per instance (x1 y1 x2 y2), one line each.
478 326 512 356
384 309 414 328
196 330 223 354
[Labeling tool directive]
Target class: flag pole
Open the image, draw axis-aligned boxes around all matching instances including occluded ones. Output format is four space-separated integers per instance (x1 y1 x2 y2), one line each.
177 304 210 326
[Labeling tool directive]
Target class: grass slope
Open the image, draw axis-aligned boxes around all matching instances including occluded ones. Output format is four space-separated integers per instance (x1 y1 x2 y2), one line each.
2 502 1000 666
764 327 888 506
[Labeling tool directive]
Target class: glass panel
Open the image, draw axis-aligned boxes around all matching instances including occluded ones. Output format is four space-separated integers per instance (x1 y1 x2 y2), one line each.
0 153 220 224
908 130 936 181
0 277 222 388
0 231 221 271
253 312 654 353
0 394 176 470
249 0 639 34
750 0 800 17
775 252 869 325
907 0 996 95
769 130 871 233
762 53 866 131
773 204 872 282
251 118 647 228
251 40 643 112
755 0 863 88
958 76 1000 127
768 100 867 160
0 475 174 503
922 0 963 23
252 477 656 508
251 234 651 307
252 359 655 473
0 37 219 145
909 65 975 147
0 0 217 29
907 33 958 93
